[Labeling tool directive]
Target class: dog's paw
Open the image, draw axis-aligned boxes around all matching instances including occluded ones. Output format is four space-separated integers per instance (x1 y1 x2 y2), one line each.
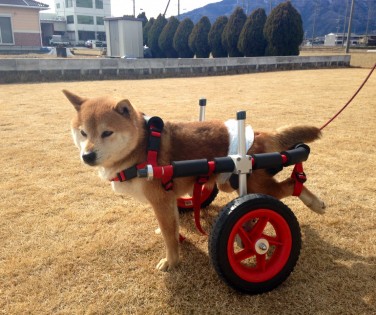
156 258 170 271
156 258 178 271
309 199 326 215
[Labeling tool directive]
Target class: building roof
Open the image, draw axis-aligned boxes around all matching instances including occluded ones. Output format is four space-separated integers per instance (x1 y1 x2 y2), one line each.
0 0 49 9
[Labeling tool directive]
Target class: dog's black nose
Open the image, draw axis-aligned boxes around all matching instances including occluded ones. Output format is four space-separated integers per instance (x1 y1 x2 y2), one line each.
82 152 97 165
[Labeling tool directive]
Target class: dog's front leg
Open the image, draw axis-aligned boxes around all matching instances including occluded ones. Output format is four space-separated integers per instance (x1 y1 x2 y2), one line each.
151 196 180 271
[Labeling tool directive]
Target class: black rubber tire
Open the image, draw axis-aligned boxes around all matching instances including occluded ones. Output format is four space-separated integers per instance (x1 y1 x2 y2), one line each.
209 193 301 294
177 184 219 213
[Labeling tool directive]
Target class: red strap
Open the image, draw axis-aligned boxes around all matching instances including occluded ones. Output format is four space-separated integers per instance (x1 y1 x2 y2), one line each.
291 163 306 196
193 180 207 235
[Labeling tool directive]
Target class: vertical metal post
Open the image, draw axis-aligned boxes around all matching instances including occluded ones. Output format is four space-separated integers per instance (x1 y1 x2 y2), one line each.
237 111 247 197
346 0 355 53
199 98 206 122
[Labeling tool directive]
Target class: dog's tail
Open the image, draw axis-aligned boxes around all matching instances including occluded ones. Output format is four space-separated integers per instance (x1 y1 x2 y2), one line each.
275 125 322 151
251 125 322 154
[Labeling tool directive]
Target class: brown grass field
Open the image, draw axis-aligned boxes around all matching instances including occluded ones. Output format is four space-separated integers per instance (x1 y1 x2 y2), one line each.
1 67 375 314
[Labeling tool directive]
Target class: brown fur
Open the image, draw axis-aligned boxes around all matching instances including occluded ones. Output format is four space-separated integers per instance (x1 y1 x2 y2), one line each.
64 90 325 271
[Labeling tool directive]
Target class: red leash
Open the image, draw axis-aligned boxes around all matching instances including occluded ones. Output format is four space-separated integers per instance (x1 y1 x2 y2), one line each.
320 63 376 131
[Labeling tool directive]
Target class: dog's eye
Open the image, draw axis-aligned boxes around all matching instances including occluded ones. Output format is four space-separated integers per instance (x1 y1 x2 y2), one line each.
101 131 113 138
80 130 87 137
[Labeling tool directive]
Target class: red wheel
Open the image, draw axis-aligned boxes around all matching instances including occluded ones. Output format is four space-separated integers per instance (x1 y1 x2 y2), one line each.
177 184 218 212
209 194 301 294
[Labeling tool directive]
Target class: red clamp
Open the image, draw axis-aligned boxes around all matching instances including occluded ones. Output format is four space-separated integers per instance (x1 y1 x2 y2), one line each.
291 162 307 196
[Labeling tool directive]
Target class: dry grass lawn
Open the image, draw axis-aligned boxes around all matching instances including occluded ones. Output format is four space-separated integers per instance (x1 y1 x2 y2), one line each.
1 68 375 314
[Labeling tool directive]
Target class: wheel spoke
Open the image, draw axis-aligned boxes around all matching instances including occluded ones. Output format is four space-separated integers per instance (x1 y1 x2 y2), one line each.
261 234 284 246
256 254 266 271
237 227 252 248
234 249 255 263
249 216 269 239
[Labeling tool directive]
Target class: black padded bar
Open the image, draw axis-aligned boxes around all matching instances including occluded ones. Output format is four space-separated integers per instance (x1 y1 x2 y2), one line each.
213 157 235 173
252 152 283 170
199 98 207 106
282 144 310 166
172 159 209 178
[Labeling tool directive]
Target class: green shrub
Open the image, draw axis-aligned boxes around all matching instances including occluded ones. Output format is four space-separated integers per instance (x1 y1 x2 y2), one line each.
222 7 247 57
188 16 211 58
147 14 167 58
173 18 194 58
264 1 304 56
208 16 228 58
238 8 267 57
159 16 180 58
143 18 154 46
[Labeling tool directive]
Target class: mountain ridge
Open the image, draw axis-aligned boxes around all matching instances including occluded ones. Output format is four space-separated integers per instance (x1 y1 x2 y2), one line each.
177 0 375 38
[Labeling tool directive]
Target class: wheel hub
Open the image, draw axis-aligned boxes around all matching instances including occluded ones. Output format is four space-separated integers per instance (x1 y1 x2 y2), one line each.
255 238 269 255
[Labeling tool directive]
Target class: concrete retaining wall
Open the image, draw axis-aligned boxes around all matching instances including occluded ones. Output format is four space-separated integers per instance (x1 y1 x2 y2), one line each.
0 55 350 84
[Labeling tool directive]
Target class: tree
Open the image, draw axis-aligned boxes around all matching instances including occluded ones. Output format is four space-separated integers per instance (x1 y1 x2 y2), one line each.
143 18 154 46
173 18 194 58
208 16 228 58
263 1 304 56
188 16 211 58
222 7 247 57
238 8 267 57
147 14 167 58
137 12 148 28
158 16 180 58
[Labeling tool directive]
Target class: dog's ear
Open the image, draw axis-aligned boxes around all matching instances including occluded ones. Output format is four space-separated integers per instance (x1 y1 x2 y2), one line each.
62 89 87 111
114 99 134 117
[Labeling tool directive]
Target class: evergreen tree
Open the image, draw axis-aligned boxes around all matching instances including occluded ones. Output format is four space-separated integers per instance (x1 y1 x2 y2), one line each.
188 16 211 58
263 1 304 56
222 7 247 57
143 18 154 46
173 18 194 58
159 16 180 58
208 16 228 58
137 12 148 28
238 8 267 57
147 14 167 58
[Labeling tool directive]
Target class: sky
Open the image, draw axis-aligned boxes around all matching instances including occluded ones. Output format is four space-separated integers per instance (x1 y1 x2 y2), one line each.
42 0 221 19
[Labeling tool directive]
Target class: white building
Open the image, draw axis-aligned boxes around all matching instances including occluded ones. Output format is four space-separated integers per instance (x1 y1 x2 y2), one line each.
324 33 362 46
54 0 111 45
104 17 143 58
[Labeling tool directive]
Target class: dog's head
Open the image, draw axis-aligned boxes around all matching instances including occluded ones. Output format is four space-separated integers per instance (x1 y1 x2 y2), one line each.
63 90 144 168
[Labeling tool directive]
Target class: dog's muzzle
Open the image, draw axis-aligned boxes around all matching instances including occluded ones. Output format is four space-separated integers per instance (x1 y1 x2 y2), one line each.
82 152 97 166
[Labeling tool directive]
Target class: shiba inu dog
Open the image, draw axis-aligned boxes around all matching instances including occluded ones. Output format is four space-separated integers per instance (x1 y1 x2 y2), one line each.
64 90 325 271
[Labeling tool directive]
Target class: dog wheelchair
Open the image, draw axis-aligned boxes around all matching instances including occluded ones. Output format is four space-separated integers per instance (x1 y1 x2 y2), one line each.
137 100 309 294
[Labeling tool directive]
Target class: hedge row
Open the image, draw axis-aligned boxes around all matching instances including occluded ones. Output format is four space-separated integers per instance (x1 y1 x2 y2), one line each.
140 2 303 58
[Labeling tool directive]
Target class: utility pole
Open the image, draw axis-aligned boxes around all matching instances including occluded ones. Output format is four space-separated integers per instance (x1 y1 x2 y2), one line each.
345 0 355 53
133 0 135 17
311 0 320 47
342 0 349 47
178 0 180 17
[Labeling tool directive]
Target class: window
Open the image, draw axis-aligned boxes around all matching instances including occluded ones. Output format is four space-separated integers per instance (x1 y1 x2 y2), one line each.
77 15 94 25
67 15 74 24
65 0 73 8
0 16 14 44
77 0 93 8
78 30 95 41
56 3 60 9
95 0 103 9
97 31 106 41
96 17 104 25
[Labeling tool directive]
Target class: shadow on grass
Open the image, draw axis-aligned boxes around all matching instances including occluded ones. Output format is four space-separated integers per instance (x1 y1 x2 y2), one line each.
162 221 376 314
